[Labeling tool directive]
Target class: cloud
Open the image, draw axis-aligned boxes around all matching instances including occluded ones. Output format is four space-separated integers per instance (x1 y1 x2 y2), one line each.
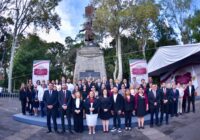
37 0 89 44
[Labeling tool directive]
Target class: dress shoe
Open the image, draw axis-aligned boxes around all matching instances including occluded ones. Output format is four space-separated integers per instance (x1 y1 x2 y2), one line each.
141 126 145 129
60 131 65 134
69 130 74 134
55 130 60 134
46 130 52 133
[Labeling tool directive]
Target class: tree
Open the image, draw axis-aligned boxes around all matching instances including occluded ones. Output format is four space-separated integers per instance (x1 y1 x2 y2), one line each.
155 17 178 46
160 0 193 44
129 0 159 59
92 0 159 80
186 10 200 42
92 0 135 81
13 34 49 88
5 0 61 93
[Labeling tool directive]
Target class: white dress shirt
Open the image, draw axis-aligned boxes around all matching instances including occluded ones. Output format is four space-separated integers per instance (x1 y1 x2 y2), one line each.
38 86 47 101
113 94 117 103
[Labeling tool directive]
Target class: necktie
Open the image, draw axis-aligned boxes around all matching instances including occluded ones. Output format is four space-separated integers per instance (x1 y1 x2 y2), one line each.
49 90 52 96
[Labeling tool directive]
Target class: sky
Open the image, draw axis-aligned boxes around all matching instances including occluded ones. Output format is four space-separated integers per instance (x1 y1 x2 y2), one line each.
36 0 200 45
38 0 90 45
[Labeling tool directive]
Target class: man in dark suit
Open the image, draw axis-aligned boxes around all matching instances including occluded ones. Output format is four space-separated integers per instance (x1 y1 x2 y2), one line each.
43 83 58 133
186 81 196 113
95 79 102 95
148 84 160 127
160 82 170 125
86 79 94 92
110 87 124 133
58 84 73 134
170 83 179 117
114 79 121 90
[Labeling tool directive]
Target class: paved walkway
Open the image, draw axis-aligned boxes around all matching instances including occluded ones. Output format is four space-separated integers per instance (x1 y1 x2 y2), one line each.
0 98 200 140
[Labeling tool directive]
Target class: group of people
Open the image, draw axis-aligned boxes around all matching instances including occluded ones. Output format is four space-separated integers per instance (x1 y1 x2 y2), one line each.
19 76 196 135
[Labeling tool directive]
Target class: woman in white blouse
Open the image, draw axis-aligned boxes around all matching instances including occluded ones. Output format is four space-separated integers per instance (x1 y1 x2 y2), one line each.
72 91 84 133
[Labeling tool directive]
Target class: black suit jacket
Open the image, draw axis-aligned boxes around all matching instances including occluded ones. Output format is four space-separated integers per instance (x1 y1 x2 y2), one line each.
114 83 121 90
170 89 179 102
19 89 27 101
71 99 84 114
124 95 135 111
58 90 72 109
111 93 124 112
160 88 170 104
148 90 161 109
186 85 195 98
84 98 99 114
43 90 58 108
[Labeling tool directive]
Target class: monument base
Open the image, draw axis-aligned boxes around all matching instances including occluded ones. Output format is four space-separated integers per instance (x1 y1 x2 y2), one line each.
73 46 107 81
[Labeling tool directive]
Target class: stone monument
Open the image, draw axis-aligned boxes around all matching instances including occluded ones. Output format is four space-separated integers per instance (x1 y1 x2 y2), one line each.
73 5 106 81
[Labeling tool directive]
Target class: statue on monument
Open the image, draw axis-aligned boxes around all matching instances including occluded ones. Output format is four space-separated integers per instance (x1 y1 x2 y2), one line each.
79 5 95 44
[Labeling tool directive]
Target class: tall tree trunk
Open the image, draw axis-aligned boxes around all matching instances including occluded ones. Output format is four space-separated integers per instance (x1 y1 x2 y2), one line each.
113 43 118 80
142 39 147 59
8 37 17 93
113 59 118 80
116 35 122 81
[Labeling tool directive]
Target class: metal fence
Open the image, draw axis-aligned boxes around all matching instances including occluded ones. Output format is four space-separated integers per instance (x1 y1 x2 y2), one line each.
0 88 19 98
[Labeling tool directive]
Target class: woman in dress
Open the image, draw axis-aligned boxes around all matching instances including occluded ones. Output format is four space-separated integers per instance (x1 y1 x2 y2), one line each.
99 89 112 133
124 89 135 131
84 91 99 134
32 85 39 116
135 87 148 129
19 83 27 115
72 91 84 133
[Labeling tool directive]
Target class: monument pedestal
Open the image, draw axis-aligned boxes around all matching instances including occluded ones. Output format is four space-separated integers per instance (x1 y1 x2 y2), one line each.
73 46 106 81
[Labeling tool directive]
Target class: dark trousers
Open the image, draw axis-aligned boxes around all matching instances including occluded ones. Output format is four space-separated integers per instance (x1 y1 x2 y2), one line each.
125 111 132 127
40 101 45 117
46 108 57 132
171 101 178 116
150 107 159 125
160 104 169 124
61 109 72 132
174 101 178 115
113 111 121 129
73 112 84 133
182 98 187 113
187 96 195 112
27 101 33 114
21 100 26 115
